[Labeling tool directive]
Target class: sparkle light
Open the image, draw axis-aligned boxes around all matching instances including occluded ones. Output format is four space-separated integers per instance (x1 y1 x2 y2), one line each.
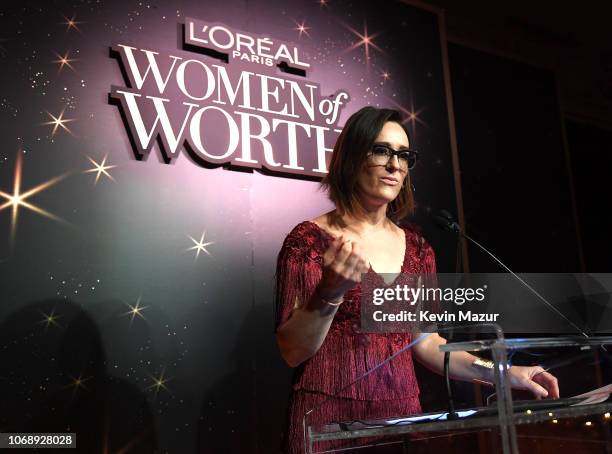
42 109 75 137
84 154 117 184
388 97 427 141
148 369 171 396
123 296 148 325
38 308 61 330
0 150 68 243
52 51 77 73
187 231 215 260
396 102 426 127
381 70 391 81
294 20 311 38
318 0 329 6
344 22 383 62
61 15 82 33
65 373 92 397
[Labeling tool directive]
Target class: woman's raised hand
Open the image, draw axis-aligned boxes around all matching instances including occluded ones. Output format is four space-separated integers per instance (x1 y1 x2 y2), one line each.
317 236 370 301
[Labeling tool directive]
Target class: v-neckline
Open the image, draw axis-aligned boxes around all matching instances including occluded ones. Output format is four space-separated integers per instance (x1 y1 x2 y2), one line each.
304 220 409 285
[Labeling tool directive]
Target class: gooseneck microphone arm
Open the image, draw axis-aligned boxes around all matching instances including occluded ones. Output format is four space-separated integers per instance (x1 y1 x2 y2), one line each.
433 210 590 339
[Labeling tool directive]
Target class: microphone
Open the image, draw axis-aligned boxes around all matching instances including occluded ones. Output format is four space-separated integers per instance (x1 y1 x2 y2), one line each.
432 209 460 233
432 209 602 420
432 209 591 339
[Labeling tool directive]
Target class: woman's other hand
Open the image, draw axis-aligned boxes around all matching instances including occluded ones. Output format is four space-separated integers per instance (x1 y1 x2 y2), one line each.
507 365 560 399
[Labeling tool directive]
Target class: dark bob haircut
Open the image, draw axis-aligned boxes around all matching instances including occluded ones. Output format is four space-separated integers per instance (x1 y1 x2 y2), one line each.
321 106 416 221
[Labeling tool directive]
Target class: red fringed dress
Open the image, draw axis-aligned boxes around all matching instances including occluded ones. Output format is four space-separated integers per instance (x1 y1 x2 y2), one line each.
275 221 437 454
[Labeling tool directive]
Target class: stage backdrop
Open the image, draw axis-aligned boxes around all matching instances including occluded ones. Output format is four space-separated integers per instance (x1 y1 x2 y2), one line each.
0 1 457 452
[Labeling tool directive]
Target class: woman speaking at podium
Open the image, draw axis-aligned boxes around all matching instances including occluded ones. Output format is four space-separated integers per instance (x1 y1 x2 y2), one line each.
274 106 559 453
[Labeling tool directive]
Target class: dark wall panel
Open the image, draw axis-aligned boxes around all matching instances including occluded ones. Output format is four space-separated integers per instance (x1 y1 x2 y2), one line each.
566 120 612 272
449 44 580 273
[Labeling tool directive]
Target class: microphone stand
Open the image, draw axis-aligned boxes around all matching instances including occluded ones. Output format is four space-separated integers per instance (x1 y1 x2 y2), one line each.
443 345 458 419
433 210 605 353
443 232 464 419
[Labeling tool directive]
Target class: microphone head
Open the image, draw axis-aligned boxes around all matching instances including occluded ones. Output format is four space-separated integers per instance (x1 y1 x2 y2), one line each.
433 210 461 233
439 209 455 223
432 214 451 230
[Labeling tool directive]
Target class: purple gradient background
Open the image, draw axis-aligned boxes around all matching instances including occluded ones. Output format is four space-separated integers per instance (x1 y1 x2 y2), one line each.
0 0 457 452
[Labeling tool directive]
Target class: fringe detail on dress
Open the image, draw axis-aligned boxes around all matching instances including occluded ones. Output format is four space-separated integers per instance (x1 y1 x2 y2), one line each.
274 225 323 332
274 221 437 453
295 329 420 400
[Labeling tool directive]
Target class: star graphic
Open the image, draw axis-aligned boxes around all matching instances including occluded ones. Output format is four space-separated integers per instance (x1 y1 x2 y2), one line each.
344 22 383 62
0 150 69 244
83 154 117 184
317 0 329 7
294 20 311 38
38 307 62 331
65 373 92 397
187 231 214 260
42 110 75 137
388 97 427 140
147 369 171 397
380 70 391 81
122 296 148 325
61 15 82 33
52 51 77 73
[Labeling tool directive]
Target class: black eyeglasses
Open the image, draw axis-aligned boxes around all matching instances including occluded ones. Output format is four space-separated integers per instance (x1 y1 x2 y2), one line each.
367 144 418 170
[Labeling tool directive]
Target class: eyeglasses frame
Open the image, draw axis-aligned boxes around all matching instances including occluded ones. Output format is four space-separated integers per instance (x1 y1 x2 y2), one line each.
367 144 419 170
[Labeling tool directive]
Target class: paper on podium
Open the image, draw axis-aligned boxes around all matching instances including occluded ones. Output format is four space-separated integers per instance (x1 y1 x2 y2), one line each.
571 384 612 405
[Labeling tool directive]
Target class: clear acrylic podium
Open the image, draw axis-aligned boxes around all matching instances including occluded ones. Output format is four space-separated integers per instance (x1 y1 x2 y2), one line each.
304 326 612 454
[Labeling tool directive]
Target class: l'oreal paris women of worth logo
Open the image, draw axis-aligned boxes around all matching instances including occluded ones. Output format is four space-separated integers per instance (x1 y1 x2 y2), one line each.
109 18 350 178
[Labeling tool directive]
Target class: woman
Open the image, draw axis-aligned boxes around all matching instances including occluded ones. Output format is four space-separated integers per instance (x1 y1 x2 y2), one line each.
274 106 559 453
